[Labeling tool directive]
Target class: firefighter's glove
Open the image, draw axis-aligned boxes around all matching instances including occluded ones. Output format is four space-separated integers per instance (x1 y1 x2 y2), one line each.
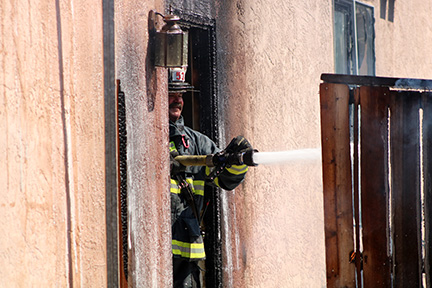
225 136 253 153
170 151 186 176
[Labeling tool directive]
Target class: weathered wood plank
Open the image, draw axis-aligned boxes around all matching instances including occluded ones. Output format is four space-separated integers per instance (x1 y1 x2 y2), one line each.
390 91 422 287
320 83 355 287
359 86 392 287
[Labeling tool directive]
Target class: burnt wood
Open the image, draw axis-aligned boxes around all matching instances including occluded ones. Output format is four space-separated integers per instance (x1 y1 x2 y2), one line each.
359 86 392 287
390 91 422 287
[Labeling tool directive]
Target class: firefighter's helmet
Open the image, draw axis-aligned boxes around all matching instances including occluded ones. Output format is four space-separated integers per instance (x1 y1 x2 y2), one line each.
168 67 194 93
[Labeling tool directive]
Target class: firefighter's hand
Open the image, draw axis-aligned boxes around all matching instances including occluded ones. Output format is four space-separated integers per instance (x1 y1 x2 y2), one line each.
224 136 253 154
170 151 186 176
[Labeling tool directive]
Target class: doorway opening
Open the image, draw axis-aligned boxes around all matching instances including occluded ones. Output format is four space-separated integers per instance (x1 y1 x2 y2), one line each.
178 13 222 288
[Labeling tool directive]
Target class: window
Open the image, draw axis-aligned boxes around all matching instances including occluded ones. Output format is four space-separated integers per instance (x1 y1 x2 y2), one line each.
334 0 375 76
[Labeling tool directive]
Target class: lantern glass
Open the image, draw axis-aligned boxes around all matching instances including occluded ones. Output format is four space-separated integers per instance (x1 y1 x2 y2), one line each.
182 31 188 67
154 16 188 68
166 32 183 67
155 32 166 66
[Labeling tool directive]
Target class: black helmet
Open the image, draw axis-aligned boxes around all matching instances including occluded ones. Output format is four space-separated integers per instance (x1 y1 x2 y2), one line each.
168 67 194 93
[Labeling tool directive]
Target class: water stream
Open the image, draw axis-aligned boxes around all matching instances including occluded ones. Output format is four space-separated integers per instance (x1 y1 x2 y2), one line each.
252 148 321 165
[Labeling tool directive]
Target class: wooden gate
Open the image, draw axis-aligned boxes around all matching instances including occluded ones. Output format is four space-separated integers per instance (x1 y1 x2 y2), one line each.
320 74 432 287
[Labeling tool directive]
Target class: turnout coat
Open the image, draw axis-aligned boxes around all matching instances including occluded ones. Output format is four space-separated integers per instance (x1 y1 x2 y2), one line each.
169 117 248 260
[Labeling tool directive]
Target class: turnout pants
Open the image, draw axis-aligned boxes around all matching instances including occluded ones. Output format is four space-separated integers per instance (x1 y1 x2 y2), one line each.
173 258 201 288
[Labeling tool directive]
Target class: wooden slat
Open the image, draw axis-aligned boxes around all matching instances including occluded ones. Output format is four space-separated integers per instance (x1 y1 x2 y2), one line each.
320 83 355 287
423 92 432 287
359 86 392 287
390 91 422 287
352 89 362 288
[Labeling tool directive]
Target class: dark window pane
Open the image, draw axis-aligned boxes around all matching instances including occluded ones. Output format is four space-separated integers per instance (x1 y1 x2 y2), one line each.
334 1 356 75
335 10 350 74
356 3 375 76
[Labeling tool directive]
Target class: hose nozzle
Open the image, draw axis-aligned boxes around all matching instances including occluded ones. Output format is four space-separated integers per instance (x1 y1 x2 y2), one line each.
211 148 259 167
241 149 259 166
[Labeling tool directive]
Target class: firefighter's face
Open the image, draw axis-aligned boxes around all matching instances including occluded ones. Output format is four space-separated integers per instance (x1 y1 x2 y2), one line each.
169 92 184 122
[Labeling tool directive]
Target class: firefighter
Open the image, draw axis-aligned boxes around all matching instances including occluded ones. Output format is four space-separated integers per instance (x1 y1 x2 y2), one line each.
168 68 250 287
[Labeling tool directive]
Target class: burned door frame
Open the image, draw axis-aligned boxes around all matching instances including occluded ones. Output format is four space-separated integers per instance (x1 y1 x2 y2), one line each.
117 80 128 286
174 10 223 288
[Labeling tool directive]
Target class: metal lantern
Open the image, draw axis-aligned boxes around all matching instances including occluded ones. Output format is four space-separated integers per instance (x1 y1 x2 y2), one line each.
155 14 188 68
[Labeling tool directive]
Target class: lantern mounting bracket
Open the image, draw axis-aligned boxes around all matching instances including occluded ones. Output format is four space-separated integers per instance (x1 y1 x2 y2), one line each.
149 10 188 68
148 10 164 33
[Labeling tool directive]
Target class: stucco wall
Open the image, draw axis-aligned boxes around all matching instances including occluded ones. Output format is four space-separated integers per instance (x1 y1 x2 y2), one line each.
373 0 432 79
1 1 106 286
115 0 171 286
216 1 332 287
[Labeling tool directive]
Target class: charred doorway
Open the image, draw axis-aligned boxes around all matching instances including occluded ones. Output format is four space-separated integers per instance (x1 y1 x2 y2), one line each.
117 12 221 287
177 14 223 288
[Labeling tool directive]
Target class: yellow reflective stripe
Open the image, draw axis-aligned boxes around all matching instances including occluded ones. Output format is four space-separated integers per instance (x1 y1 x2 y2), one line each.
170 179 180 194
185 178 202 196
172 239 206 259
193 180 204 196
226 164 248 175
170 178 204 196
169 141 177 152
206 165 248 178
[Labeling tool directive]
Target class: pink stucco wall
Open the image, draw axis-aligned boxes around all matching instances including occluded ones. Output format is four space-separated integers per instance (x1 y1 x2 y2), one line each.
216 1 332 286
1 0 106 286
374 0 432 79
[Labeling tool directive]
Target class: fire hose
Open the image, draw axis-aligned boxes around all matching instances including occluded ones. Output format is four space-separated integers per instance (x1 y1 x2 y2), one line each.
174 149 259 167
175 148 322 168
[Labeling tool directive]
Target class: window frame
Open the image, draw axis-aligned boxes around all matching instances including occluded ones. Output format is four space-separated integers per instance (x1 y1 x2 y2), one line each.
334 0 376 76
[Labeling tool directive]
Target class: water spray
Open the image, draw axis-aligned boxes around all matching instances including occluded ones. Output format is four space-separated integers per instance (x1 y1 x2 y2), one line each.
252 148 321 165
175 148 321 167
